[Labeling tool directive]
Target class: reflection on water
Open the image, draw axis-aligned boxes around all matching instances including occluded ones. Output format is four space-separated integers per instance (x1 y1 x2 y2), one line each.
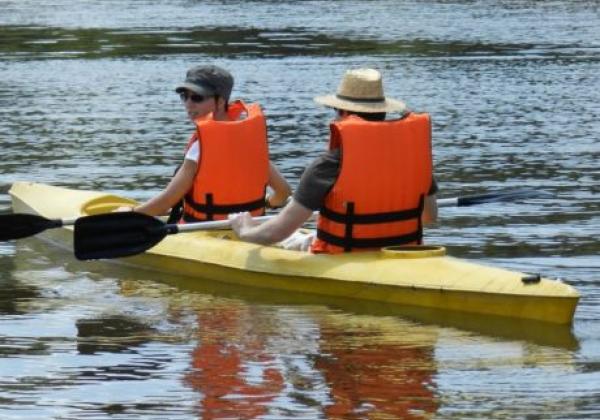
0 239 590 418
315 316 438 419
1 0 599 418
76 315 156 354
6 25 599 61
184 305 286 419
0 274 39 316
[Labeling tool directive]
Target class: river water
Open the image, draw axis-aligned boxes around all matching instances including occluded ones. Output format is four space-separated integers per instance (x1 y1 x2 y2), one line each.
1 1 599 419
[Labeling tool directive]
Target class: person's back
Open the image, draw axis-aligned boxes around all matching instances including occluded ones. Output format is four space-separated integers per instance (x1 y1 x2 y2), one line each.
311 112 433 253
230 68 437 253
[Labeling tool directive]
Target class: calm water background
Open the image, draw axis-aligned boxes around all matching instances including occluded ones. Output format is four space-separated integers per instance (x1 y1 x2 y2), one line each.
1 1 599 418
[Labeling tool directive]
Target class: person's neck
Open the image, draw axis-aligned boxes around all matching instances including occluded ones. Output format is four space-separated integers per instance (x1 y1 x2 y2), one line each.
212 108 229 121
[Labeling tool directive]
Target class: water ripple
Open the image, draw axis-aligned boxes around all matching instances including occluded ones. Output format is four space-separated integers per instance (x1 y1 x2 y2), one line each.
1 1 599 419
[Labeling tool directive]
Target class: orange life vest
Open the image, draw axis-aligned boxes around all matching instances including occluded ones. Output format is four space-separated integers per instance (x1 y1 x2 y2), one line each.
311 113 433 253
182 101 269 222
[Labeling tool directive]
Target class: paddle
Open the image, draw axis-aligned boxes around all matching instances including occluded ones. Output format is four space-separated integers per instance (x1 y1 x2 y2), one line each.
73 187 549 260
1 187 547 243
437 188 552 207
73 211 282 260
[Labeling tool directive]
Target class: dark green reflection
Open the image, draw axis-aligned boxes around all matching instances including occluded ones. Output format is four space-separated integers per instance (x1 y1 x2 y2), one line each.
0 25 583 60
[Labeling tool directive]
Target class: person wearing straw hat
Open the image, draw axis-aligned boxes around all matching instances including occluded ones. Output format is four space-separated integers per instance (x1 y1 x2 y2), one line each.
230 68 438 252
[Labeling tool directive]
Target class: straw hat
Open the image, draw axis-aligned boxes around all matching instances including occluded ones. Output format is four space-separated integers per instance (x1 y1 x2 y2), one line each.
314 68 407 113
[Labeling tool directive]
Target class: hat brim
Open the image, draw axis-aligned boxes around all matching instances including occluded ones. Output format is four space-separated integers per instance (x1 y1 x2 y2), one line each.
175 82 215 96
314 94 407 113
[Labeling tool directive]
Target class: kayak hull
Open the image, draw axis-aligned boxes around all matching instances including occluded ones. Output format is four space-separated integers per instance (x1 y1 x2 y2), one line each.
9 182 580 325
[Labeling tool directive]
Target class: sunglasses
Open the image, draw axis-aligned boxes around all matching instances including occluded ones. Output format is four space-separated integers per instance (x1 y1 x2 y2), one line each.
179 92 211 103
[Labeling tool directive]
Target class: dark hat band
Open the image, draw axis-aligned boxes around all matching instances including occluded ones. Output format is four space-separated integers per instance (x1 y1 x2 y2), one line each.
336 94 386 103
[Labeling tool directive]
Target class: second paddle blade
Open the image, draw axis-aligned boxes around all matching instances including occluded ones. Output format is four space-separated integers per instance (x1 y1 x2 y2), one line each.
456 188 552 207
0 213 62 241
74 212 168 260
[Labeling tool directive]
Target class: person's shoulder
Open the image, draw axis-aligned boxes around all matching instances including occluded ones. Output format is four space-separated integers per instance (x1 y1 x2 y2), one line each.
293 149 340 211
316 148 340 163
324 148 340 159
304 149 340 175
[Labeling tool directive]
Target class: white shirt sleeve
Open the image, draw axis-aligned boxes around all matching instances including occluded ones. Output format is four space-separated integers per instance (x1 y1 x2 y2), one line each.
184 141 201 163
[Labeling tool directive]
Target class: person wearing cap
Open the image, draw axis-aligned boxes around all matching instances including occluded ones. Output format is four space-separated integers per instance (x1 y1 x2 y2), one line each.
230 68 438 253
130 65 291 221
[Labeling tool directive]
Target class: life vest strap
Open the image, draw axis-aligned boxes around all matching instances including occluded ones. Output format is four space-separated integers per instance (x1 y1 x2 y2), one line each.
319 204 422 224
316 228 423 250
181 213 207 223
183 193 265 221
317 195 425 252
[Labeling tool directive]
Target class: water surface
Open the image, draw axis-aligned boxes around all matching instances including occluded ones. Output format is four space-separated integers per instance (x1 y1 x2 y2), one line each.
1 1 599 418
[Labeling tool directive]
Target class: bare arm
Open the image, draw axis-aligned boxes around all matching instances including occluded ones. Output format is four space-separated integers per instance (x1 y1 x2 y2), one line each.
265 162 292 208
230 199 313 245
422 194 438 225
134 159 197 216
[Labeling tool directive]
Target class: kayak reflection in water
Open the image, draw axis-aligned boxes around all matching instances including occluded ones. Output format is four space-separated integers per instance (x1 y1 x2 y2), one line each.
118 64 291 221
230 68 438 253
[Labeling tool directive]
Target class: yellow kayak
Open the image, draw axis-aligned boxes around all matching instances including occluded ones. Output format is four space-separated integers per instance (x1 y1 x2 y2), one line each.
9 181 579 325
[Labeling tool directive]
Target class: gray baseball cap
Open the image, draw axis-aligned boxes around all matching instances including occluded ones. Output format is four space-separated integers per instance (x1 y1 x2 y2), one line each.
175 65 234 102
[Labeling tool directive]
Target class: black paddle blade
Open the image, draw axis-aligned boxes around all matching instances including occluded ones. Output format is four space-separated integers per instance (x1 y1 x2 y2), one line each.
456 188 552 207
74 212 169 260
0 213 62 241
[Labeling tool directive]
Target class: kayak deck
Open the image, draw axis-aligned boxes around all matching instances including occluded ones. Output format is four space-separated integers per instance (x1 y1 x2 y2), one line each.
9 181 580 325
